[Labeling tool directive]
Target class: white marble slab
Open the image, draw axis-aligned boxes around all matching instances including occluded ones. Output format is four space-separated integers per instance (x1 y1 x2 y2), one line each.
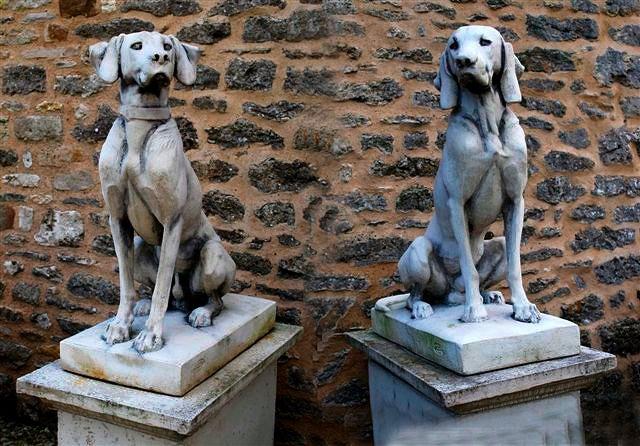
371 294 580 375
60 294 276 396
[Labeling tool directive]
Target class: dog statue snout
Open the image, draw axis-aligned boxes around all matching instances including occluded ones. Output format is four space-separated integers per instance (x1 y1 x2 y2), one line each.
152 53 170 64
455 55 476 69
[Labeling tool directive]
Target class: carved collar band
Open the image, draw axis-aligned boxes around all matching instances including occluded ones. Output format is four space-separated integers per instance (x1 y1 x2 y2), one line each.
120 105 171 121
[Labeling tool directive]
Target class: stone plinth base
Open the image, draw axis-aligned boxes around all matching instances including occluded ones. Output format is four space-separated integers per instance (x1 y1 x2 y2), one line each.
372 294 580 375
60 293 275 396
18 323 302 446
347 330 615 446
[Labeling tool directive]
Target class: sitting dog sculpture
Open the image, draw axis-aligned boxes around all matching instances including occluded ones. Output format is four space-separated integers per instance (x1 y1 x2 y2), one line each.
383 26 541 324
89 32 236 352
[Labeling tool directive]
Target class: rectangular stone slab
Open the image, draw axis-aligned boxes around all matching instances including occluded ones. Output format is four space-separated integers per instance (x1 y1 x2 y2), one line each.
347 330 615 414
19 324 302 440
372 294 580 375
60 293 276 396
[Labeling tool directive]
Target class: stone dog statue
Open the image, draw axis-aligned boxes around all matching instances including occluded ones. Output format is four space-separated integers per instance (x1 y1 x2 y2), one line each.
379 26 541 324
89 32 236 352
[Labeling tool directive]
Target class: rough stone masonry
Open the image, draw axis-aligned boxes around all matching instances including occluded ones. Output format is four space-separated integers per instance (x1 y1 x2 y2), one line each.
1 0 640 443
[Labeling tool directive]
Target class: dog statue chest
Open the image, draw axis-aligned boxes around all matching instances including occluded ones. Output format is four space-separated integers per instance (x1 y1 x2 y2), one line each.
125 183 163 245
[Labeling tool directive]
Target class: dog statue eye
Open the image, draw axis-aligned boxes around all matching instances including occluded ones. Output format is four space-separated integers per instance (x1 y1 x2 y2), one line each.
480 38 492 47
163 43 172 51
130 42 142 50
449 39 459 50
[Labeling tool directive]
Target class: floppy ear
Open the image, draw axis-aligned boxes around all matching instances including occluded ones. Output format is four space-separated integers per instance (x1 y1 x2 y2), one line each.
170 36 201 85
434 50 458 109
89 34 124 83
500 41 524 103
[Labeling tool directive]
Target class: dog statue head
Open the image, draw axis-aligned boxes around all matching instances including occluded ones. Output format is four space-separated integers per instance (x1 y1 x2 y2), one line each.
435 25 524 109
89 32 201 89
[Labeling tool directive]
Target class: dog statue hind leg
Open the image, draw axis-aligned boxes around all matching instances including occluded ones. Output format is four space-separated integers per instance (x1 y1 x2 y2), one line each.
188 237 236 328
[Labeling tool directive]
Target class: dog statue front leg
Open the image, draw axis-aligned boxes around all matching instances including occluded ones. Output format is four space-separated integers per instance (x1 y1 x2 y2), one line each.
133 216 184 353
504 197 541 323
447 199 487 322
103 213 136 344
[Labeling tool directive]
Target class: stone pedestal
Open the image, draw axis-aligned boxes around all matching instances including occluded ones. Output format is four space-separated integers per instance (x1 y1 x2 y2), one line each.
60 293 276 396
347 330 616 446
18 323 302 446
372 295 581 375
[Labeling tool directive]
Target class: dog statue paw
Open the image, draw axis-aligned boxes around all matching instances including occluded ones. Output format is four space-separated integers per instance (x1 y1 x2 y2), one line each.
512 303 542 324
102 319 131 345
132 328 163 353
188 307 214 328
460 303 488 323
411 301 434 320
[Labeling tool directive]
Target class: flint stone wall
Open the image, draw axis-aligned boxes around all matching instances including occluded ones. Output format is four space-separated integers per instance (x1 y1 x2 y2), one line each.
1 0 639 443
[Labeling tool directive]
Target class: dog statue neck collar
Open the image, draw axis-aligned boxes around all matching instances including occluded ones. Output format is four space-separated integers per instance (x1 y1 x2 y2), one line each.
120 105 171 121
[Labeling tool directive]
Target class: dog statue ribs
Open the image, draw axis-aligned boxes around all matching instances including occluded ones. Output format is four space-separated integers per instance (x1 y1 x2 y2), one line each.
89 32 236 353
378 26 541 324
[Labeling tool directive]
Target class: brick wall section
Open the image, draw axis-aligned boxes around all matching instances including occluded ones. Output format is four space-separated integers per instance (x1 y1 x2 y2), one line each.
1 0 640 443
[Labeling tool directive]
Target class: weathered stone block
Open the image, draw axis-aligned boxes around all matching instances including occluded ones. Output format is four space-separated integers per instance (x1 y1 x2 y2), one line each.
2 65 45 95
52 171 94 192
370 156 438 178
249 158 318 193
15 115 62 141
59 0 98 18
215 0 285 15
71 105 117 143
517 47 576 72
202 190 245 222
34 210 83 247
372 297 580 375
230 252 272 275
526 15 599 41
594 255 640 285
243 9 364 42
121 0 202 16
594 48 640 88
361 133 394 154
561 295 605 325
206 119 283 149
544 151 594 172
60 294 275 395
396 185 433 212
243 101 304 121
66 272 118 305
255 201 295 227
536 176 585 204
176 19 231 44
191 158 238 183
54 74 105 97
175 65 220 90
74 18 154 39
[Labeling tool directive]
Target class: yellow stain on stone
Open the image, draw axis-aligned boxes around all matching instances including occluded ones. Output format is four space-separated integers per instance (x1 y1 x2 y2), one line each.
36 101 63 112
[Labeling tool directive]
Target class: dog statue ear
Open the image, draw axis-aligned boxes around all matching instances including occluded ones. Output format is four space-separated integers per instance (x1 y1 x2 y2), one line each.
500 41 524 103
89 34 124 83
170 36 201 86
434 51 458 109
